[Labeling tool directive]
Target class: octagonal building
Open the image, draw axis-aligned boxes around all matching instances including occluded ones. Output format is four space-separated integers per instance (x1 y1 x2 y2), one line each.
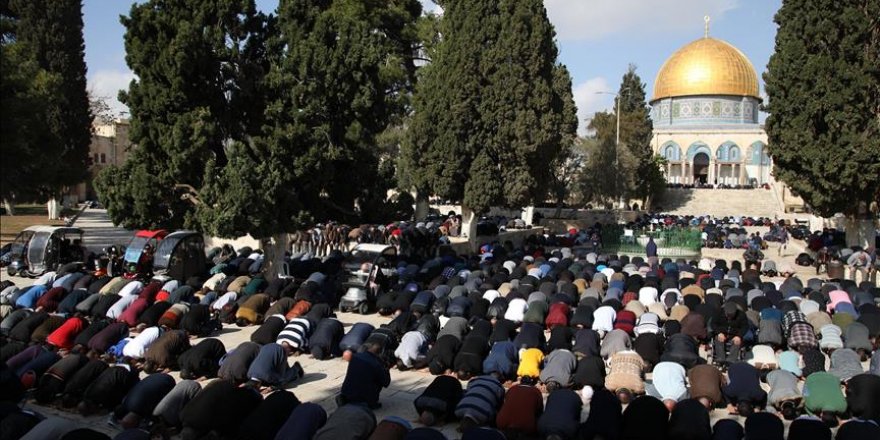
651 26 771 186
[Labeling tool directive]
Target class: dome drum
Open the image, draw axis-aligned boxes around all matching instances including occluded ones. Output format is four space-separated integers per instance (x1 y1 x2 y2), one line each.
652 95 760 127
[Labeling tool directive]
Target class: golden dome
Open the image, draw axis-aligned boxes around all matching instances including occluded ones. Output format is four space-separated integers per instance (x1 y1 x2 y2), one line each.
652 37 760 101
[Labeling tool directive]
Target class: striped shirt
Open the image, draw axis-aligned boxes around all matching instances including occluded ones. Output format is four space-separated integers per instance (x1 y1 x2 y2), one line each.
454 375 505 424
276 317 311 350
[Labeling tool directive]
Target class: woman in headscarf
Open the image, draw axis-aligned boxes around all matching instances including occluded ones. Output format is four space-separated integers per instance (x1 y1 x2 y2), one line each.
711 419 743 440
620 395 669 440
667 398 712 440
845 373 880 424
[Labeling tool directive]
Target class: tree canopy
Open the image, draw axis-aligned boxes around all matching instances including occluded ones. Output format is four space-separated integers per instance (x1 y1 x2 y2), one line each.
2 0 91 200
96 0 422 244
764 0 880 218
580 65 661 208
401 0 576 215
0 2 61 202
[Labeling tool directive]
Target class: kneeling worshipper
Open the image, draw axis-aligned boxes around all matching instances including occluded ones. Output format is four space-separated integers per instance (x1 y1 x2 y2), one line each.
414 375 464 426
179 379 262 440
111 372 176 429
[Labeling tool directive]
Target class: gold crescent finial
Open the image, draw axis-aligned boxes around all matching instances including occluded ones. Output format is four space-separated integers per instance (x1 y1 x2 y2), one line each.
704 15 711 38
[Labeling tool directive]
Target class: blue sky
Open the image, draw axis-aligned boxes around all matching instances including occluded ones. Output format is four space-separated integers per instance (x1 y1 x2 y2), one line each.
83 0 781 135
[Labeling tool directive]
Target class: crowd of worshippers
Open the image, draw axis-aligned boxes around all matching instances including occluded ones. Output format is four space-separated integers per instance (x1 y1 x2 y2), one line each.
2 243 880 440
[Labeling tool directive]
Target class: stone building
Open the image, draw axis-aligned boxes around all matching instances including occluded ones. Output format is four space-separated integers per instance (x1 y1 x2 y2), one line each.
73 118 133 200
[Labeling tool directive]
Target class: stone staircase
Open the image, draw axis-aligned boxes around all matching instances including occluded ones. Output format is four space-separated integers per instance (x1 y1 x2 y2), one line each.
657 187 782 217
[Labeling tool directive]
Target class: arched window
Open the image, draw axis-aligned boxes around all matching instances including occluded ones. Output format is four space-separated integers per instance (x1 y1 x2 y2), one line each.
750 141 770 165
729 145 740 161
716 141 739 162
661 142 681 161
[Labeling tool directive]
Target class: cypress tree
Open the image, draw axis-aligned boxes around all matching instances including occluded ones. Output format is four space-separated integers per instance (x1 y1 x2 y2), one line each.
616 65 658 207
403 0 575 235
9 0 91 190
0 2 62 206
764 0 879 243
95 0 269 230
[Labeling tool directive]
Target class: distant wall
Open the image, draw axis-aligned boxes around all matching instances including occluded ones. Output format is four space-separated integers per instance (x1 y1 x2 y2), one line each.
205 234 263 251
447 227 545 255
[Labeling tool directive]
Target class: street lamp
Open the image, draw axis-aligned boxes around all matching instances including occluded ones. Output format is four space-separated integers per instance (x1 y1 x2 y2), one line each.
596 88 630 210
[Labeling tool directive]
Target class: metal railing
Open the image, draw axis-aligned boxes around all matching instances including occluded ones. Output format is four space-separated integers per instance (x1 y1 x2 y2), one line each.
600 225 702 257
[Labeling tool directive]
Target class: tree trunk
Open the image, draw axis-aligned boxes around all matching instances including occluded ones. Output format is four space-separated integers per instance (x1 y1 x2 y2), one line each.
553 198 563 219
844 216 877 248
2 199 14 216
461 204 479 254
414 191 429 221
261 233 290 281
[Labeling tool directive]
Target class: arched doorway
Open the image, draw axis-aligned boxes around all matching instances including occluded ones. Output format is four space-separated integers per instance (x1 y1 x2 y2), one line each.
693 152 710 184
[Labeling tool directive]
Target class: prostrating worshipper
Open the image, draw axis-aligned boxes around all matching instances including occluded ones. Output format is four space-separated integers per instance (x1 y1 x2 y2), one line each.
426 334 461 376
78 361 141 415
245 342 305 389
722 362 767 416
667 398 712 440
845 373 880 424
453 319 492 380
766 369 802 420
273 402 328 440
604 350 646 404
111 372 176 429
250 314 287 345
179 379 262 440
142 329 190 373
338 338 391 409
218 341 261 383
236 389 300 440
495 382 544 439
482 340 518 381
309 317 344 360
455 374 506 432
620 395 670 440
803 371 848 427
578 387 622 440
540 349 577 392
60 358 108 408
414 375 464 427
312 404 377 440
536 388 582 440
177 337 227 379
647 361 688 411
151 379 201 431
743 412 784 440
33 353 87 404
276 316 312 356
339 322 375 361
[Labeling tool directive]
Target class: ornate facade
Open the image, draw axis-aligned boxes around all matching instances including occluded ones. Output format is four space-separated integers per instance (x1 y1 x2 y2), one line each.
651 24 770 186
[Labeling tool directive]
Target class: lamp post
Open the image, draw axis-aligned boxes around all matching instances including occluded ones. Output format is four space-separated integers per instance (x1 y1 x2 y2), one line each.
596 88 629 210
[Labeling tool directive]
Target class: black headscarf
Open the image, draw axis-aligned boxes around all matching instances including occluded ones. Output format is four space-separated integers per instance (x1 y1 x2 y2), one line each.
846 373 880 424
579 387 621 440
